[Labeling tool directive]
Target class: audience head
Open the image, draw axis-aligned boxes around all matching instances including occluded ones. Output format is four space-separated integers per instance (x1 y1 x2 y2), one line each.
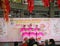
32 42 39 46
49 39 55 45
45 39 48 43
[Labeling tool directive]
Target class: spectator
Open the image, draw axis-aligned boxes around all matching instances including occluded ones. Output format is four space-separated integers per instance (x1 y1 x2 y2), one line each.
28 38 35 46
32 42 39 46
22 37 28 46
45 40 49 46
22 39 28 46
49 39 56 46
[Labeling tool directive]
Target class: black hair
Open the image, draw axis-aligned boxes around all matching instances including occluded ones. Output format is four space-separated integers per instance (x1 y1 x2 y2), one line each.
49 39 55 44
28 39 36 46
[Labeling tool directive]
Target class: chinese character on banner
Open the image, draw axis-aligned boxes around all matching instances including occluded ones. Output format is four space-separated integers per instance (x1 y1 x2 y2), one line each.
2 0 10 22
27 0 34 13
57 0 60 9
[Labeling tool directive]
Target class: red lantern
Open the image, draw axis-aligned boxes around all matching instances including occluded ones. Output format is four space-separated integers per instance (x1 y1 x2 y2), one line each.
5 0 10 13
4 9 9 22
42 0 50 7
2 0 10 22
27 0 34 13
57 0 60 9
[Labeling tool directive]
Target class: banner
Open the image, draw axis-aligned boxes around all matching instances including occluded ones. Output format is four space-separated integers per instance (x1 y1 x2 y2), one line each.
0 18 7 38
0 18 60 42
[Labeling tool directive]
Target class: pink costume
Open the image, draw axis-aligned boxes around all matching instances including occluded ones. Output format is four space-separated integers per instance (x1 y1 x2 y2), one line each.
20 28 26 32
28 27 33 31
20 27 26 39
34 27 40 33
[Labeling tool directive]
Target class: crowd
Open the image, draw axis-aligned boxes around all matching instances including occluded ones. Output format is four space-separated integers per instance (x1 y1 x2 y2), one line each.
22 38 56 46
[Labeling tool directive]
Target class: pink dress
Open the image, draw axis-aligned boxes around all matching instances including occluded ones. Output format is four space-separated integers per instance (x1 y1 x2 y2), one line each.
30 32 36 39
37 31 44 40
27 27 36 39
27 27 33 32
34 27 40 33
22 32 29 41
20 27 27 36
20 28 27 41
20 28 26 32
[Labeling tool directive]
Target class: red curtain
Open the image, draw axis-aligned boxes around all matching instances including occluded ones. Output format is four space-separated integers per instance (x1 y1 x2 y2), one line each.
27 0 34 13
57 0 60 9
42 0 50 7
